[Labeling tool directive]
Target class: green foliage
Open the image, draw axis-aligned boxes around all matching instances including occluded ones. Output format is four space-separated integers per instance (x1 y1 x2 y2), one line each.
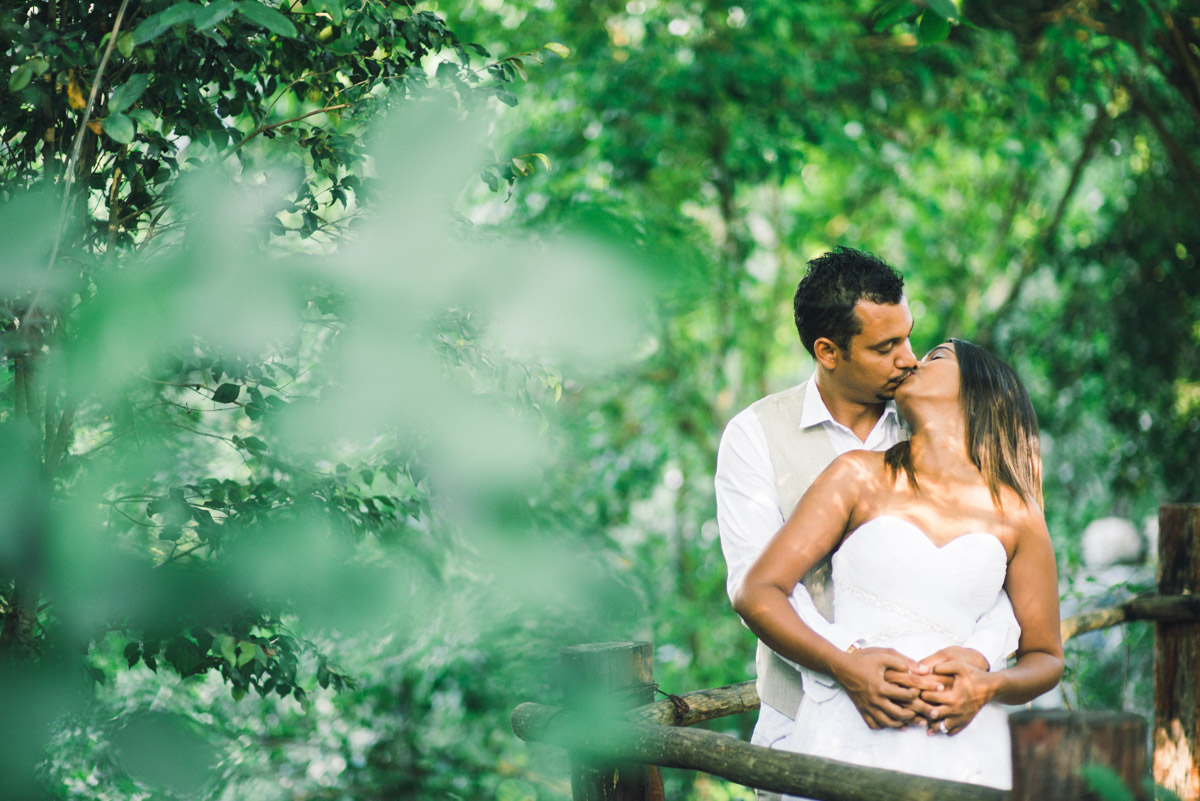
445 0 1198 793
1080 763 1136 801
3 0 1198 798
1 0 635 797
0 0 538 253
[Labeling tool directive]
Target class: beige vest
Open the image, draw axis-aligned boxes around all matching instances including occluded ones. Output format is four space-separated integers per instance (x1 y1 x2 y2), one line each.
750 382 838 718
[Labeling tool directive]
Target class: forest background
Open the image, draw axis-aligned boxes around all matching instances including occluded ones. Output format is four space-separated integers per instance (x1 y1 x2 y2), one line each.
1 0 1198 799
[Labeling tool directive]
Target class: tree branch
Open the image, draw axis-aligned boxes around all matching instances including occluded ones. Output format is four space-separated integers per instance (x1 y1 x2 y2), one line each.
977 110 1108 347
233 104 352 151
32 0 133 323
1129 84 1200 211
1156 7 1200 123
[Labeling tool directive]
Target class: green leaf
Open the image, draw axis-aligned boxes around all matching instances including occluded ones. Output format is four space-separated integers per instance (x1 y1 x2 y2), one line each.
8 63 33 93
543 42 570 58
193 0 236 29
109 73 151 113
85 664 107 685
215 635 237 664
871 0 921 32
925 0 960 20
131 3 202 45
117 32 134 58
103 112 136 144
237 1 298 38
495 89 518 107
212 382 240 403
238 435 269 452
231 684 247 701
1079 764 1135 801
917 10 951 43
128 108 157 126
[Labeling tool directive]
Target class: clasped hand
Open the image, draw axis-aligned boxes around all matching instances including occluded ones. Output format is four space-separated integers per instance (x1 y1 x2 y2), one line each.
837 645 990 735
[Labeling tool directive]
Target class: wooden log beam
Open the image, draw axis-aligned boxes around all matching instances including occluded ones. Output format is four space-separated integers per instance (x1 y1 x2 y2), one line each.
1154 504 1200 801
513 701 1007 801
622 592 1200 733
628 680 759 726
1061 593 1200 642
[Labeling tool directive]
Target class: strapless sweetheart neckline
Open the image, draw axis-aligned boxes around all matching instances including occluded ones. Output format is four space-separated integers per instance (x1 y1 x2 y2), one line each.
848 514 1007 557
786 514 1015 796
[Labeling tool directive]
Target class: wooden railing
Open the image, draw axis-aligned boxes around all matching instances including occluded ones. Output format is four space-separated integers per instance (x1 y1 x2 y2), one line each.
512 503 1200 801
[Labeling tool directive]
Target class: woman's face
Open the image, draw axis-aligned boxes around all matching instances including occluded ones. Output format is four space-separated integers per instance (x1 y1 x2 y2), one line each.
895 341 960 406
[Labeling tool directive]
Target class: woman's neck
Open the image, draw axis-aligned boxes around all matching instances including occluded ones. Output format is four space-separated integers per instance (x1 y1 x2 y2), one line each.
907 409 973 477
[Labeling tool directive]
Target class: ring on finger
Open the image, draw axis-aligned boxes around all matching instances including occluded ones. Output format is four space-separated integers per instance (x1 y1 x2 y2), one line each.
937 720 949 734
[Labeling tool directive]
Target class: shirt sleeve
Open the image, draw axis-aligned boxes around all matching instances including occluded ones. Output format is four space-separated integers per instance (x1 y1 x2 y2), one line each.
962 590 1021 670
715 410 859 665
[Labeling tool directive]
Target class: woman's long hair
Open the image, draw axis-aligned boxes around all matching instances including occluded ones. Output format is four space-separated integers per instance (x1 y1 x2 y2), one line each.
886 338 1043 510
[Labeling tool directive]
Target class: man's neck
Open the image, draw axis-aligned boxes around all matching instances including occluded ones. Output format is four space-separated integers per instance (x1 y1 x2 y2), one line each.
813 371 886 442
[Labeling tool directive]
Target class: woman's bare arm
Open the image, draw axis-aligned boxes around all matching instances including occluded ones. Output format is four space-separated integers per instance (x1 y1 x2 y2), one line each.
988 506 1064 702
732 451 926 728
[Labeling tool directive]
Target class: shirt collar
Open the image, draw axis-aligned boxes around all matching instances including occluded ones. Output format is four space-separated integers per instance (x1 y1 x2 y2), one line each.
799 376 901 432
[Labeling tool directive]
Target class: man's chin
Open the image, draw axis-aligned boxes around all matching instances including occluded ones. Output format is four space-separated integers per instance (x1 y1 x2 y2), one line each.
877 379 907 402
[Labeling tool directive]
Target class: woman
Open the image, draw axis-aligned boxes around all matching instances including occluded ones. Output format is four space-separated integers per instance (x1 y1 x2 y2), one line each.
732 339 1063 791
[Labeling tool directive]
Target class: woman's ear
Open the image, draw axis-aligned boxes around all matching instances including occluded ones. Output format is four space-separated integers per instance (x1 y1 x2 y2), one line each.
813 337 840 370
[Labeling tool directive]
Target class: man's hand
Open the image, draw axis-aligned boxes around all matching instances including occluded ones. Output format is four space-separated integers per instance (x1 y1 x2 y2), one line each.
831 647 927 730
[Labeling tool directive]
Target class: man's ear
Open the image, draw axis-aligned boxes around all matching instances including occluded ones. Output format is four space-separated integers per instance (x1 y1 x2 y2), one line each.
813 337 840 370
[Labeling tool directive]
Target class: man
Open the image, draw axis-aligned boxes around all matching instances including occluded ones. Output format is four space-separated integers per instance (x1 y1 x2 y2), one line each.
715 247 1018 773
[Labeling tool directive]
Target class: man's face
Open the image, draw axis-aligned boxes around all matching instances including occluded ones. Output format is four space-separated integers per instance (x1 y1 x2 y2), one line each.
829 298 918 404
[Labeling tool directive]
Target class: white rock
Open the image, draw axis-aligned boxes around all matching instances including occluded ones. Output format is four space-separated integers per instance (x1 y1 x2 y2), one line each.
1143 515 1159 563
1081 517 1143 568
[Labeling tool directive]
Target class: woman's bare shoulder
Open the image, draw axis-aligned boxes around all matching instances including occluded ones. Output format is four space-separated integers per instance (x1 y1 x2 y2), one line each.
822 449 889 484
1004 494 1052 545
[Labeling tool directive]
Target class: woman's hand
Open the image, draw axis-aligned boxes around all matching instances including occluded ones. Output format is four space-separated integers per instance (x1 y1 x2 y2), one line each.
917 659 996 736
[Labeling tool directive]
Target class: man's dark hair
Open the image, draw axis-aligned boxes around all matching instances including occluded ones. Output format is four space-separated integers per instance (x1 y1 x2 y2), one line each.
793 247 905 356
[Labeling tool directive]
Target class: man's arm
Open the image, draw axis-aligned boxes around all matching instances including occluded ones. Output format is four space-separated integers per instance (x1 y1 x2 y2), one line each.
960 590 1021 670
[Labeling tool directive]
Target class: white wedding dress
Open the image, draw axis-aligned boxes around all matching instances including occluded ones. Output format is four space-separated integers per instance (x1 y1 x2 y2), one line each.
784 515 1014 794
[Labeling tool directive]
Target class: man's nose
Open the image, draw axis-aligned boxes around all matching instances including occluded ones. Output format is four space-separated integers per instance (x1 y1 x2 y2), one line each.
895 339 918 370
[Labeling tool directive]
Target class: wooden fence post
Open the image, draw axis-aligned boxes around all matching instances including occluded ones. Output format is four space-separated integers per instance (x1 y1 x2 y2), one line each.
1009 709 1147 800
1155 503 1200 801
560 642 664 801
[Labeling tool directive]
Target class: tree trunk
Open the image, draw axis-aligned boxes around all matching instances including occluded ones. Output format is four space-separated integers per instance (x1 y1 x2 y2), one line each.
1154 504 1200 801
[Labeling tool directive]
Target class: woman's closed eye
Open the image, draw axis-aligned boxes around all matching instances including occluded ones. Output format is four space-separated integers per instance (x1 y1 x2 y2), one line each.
923 345 954 363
